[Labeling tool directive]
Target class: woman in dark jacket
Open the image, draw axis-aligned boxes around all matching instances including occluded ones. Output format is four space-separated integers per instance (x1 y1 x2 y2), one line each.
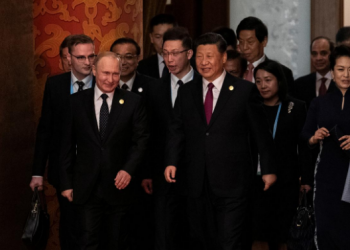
250 60 310 250
302 45 350 249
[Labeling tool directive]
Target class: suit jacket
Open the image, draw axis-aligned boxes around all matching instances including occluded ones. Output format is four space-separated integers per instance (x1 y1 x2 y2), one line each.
32 72 94 188
295 72 336 109
146 71 201 195
165 73 276 198
137 54 160 79
130 72 156 97
252 97 310 185
59 88 149 205
295 72 336 185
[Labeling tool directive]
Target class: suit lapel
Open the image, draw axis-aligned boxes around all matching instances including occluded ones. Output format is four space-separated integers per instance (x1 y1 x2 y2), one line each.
190 78 207 125
131 73 142 93
208 74 236 128
102 89 124 143
86 89 101 143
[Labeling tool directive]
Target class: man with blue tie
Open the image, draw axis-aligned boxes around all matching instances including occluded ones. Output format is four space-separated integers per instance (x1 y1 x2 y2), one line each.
29 34 95 249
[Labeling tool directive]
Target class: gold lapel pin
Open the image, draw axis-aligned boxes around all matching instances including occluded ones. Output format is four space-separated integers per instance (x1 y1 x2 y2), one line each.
229 86 234 91
138 87 143 93
119 99 124 105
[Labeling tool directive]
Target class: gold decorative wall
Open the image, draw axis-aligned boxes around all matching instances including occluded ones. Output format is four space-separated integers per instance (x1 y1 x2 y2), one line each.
33 1 143 248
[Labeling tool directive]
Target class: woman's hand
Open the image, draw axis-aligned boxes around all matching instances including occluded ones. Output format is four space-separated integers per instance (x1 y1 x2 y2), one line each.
309 127 329 145
339 135 350 150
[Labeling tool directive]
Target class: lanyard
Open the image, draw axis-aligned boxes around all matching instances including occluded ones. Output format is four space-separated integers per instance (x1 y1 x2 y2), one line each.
273 103 282 139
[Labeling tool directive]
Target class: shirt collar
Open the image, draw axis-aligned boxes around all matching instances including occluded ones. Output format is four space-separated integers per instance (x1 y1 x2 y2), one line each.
170 67 194 86
203 69 226 91
316 71 332 81
248 54 266 69
157 53 164 66
71 72 93 87
119 72 136 90
94 85 115 102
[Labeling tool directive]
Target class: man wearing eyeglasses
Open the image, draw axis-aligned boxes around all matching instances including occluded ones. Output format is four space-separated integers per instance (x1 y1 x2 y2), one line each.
145 27 200 250
29 34 95 249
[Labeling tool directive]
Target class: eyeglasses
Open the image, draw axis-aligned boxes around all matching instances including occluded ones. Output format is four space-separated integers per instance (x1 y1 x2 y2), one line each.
116 54 138 61
162 49 189 58
71 54 96 62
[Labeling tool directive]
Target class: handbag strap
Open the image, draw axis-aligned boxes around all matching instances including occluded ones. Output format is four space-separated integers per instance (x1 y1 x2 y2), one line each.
33 186 48 212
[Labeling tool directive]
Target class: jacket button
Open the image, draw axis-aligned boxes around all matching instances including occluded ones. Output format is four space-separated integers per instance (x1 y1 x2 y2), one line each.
206 133 209 136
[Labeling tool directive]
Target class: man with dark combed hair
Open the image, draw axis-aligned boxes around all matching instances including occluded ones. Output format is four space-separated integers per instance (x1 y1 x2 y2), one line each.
30 34 95 249
137 14 178 79
164 32 276 249
236 16 296 96
212 26 237 51
336 26 350 46
60 35 72 72
146 26 200 250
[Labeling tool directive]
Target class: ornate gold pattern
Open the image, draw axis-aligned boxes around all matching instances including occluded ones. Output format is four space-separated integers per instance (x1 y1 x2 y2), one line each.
33 1 143 247
33 0 79 22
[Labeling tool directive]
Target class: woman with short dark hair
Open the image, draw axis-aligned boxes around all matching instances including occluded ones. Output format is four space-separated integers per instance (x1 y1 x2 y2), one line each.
250 60 309 250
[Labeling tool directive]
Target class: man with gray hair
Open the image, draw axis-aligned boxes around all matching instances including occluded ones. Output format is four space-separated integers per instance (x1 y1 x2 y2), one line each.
60 51 149 249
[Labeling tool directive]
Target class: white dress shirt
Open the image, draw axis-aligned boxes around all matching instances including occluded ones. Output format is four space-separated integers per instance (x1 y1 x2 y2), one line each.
71 73 93 93
315 71 332 96
94 85 114 130
202 70 226 112
119 73 136 91
158 53 165 78
247 54 266 83
171 67 194 106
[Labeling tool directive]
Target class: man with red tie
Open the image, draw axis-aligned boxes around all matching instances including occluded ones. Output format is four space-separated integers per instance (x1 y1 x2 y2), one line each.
236 16 296 96
164 32 277 250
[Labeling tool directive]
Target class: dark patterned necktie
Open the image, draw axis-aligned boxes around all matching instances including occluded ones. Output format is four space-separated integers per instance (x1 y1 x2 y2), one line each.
319 77 327 96
100 94 109 139
121 84 129 90
76 81 85 92
177 80 184 87
204 83 214 124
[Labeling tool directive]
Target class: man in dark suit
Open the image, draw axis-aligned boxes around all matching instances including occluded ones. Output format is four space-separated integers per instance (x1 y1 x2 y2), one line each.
295 36 335 192
29 34 95 249
60 51 149 249
145 27 200 250
236 16 296 96
164 33 276 250
137 14 177 79
110 37 156 250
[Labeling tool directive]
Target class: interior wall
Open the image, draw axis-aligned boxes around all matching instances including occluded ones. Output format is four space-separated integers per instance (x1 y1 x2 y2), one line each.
0 1 35 249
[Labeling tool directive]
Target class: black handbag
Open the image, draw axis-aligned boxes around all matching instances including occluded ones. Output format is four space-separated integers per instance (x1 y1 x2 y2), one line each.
287 190 315 250
22 187 50 250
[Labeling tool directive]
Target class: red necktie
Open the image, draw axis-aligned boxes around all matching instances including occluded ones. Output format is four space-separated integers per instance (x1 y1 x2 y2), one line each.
244 64 254 82
204 83 214 124
319 77 327 96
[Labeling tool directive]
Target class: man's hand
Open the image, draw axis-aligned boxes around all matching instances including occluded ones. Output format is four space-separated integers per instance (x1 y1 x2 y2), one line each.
61 189 73 202
29 176 44 191
114 170 131 190
300 184 312 193
164 166 176 183
141 179 153 194
262 174 277 191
